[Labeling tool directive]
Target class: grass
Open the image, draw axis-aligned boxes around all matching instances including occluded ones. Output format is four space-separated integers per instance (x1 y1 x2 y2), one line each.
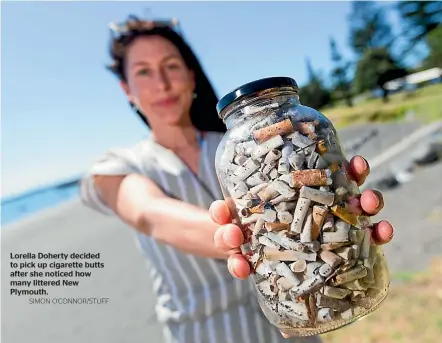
321 256 442 343
320 83 442 129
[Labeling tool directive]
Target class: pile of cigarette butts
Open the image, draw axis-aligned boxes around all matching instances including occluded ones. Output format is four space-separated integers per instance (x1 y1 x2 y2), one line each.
219 112 385 331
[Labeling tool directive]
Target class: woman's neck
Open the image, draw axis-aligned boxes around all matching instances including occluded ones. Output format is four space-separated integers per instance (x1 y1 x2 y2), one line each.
151 124 200 152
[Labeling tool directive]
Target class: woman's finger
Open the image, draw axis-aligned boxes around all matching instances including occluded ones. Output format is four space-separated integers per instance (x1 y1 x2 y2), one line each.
214 224 244 251
346 189 385 216
209 200 232 225
227 253 250 279
371 220 394 245
347 155 370 186
360 189 384 215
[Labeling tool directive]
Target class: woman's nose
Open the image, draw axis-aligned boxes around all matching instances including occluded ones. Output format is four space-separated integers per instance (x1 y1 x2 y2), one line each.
155 70 171 91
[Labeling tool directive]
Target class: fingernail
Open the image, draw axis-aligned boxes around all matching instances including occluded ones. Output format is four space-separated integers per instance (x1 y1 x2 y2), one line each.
209 207 216 220
228 260 240 279
361 156 369 171
374 195 380 209
372 191 381 209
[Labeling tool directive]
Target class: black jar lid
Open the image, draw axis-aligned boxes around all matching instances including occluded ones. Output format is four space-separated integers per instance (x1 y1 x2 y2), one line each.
216 76 298 115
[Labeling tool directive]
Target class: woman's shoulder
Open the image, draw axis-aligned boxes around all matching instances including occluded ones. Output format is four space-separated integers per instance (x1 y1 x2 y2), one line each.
87 137 158 174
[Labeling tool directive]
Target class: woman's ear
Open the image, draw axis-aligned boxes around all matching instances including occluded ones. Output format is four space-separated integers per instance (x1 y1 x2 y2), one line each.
120 81 135 103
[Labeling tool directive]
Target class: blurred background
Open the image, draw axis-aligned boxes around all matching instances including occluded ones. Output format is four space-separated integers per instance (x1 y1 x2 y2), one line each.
1 1 441 343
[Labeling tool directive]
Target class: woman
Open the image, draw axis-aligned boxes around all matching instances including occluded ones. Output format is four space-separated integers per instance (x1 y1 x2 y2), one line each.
79 15 394 343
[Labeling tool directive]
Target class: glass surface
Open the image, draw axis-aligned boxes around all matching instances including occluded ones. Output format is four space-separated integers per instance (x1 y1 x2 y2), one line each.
214 87 390 337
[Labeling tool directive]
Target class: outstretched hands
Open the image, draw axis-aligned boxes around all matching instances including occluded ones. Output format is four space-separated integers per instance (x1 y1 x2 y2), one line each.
210 155 394 280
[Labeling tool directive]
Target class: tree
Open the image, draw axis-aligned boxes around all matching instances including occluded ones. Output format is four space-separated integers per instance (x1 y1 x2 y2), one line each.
353 48 407 102
299 58 331 109
348 1 395 56
329 37 353 107
425 26 442 68
397 1 442 53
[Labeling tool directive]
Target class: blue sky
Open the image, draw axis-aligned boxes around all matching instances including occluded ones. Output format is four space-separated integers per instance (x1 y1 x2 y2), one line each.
1 1 423 198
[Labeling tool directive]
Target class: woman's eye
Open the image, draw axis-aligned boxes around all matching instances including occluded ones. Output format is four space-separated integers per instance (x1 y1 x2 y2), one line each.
166 64 180 70
137 68 150 76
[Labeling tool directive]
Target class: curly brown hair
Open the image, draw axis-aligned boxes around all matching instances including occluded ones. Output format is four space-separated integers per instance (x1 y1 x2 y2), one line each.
106 15 226 133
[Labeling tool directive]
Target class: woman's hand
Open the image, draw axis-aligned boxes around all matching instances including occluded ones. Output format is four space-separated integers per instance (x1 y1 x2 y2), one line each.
210 155 394 281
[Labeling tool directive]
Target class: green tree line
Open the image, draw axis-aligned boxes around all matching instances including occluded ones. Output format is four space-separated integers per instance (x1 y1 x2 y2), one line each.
299 0 442 109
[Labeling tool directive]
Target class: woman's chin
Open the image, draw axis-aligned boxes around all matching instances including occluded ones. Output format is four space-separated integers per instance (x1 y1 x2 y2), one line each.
159 113 189 127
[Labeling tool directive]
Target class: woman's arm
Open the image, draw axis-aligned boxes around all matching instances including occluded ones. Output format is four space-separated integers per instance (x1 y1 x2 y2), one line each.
93 173 229 259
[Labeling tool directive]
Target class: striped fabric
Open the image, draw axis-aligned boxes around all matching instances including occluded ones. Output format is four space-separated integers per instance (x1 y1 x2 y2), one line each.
79 132 321 343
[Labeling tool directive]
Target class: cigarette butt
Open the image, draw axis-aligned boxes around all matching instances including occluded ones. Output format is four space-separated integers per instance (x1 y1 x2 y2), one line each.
252 135 285 159
253 218 265 235
258 236 279 248
264 247 317 262
273 180 297 198
264 222 290 231
319 264 333 277
305 262 324 278
277 211 293 224
316 140 327 155
262 209 277 222
300 208 313 243
299 186 335 206
294 121 318 136
322 213 334 232
307 151 320 169
322 286 352 299
253 119 294 144
234 154 247 166
291 197 311 233
238 207 251 218
330 205 358 226
329 162 340 173
333 266 367 286
319 249 342 268
290 169 330 188
264 149 281 164
257 182 280 202
311 205 328 240
250 202 266 214
235 198 253 208
316 294 350 312
269 168 278 179
289 275 324 298
321 242 351 251
291 259 307 273
277 277 295 291
249 183 267 196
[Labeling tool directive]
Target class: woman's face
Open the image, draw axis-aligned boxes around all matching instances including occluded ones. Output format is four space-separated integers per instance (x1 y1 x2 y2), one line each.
121 35 195 127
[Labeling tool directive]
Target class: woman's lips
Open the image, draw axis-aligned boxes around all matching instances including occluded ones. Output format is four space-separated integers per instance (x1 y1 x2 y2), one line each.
155 96 179 107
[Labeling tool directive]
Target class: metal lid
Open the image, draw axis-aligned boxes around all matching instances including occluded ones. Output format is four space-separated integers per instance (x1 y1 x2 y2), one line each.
216 76 298 116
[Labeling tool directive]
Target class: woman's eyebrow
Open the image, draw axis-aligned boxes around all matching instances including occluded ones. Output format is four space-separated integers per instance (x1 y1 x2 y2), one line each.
130 54 180 69
162 54 181 62
130 61 150 69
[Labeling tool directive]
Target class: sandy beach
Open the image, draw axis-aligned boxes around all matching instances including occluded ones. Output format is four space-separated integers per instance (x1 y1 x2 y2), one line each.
2 121 441 343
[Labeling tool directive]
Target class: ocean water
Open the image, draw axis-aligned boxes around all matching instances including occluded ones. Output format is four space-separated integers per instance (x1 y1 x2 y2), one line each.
1 180 80 227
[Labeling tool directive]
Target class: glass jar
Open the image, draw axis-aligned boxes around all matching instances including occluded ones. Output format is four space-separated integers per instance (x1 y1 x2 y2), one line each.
214 77 390 337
